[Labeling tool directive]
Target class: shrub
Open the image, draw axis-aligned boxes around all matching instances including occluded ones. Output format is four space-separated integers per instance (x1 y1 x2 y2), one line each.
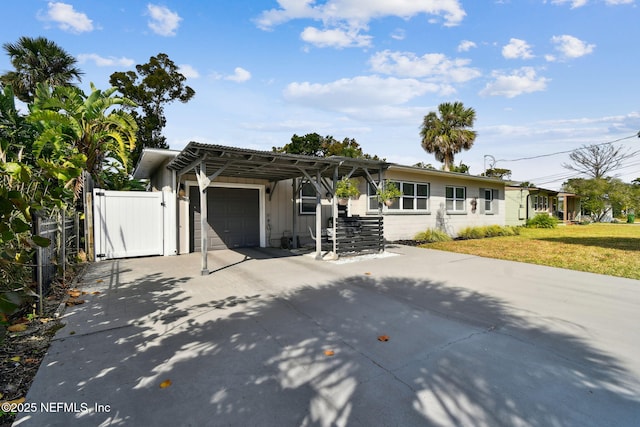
483 224 504 237
504 226 521 236
526 214 559 228
457 226 485 240
414 228 452 243
456 225 520 240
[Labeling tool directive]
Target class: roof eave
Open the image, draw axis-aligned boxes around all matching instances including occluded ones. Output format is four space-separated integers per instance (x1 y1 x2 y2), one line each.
387 164 507 184
132 148 181 180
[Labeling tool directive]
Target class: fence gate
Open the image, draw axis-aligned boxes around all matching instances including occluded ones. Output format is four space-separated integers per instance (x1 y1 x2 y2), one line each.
93 189 164 260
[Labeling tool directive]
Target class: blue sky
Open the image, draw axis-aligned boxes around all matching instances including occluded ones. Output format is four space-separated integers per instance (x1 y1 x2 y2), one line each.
1 1 639 189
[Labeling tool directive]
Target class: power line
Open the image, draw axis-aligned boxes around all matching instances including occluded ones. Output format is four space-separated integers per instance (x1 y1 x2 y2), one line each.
524 159 640 188
495 132 639 163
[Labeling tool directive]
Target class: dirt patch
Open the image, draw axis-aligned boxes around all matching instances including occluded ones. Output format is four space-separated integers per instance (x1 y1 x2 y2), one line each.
0 267 84 426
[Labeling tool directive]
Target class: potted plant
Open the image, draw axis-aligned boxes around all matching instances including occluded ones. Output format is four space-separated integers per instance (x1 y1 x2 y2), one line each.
376 180 402 207
335 177 360 205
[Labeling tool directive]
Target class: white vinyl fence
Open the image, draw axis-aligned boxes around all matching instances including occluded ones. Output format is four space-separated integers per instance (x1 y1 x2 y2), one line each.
93 189 165 260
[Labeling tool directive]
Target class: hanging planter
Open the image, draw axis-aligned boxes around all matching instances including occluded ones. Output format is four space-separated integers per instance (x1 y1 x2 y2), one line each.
335 177 360 204
376 180 402 207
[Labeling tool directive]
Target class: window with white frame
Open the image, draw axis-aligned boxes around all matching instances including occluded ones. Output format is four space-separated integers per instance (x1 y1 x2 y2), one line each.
535 195 548 211
299 180 316 214
368 181 429 211
480 188 499 214
484 189 493 212
446 186 466 213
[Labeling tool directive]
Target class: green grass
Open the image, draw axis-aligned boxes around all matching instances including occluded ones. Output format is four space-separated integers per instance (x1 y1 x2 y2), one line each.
423 223 640 280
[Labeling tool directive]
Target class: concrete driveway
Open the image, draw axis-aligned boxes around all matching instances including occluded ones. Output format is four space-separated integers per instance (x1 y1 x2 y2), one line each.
13 245 640 426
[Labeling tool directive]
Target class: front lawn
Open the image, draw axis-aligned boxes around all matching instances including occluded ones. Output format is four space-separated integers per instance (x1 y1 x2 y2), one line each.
424 223 640 280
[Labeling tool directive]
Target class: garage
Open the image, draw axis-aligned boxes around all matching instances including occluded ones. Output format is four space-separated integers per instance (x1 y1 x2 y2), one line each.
189 185 260 251
134 143 388 274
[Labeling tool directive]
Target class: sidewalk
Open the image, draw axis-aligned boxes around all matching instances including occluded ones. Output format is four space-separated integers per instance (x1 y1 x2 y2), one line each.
13 246 640 426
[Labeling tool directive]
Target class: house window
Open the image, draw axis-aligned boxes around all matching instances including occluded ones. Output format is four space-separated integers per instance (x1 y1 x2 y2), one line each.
480 188 499 214
535 195 548 211
368 181 429 211
446 186 466 213
299 180 316 214
484 189 493 212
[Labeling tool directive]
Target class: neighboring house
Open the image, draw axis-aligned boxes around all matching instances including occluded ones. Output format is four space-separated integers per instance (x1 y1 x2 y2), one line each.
505 185 581 225
130 143 506 270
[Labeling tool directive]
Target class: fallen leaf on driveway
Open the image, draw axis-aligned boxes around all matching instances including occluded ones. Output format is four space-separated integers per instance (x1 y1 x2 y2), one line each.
159 379 172 389
324 350 335 356
4 397 25 405
377 335 390 342
66 298 85 306
67 289 81 298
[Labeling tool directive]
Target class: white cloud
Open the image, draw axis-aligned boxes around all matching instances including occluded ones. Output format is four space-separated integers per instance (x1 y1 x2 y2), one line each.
369 50 481 83
178 64 200 79
301 26 372 48
225 67 251 83
390 29 406 41
480 67 549 98
550 35 595 59
457 40 476 52
502 38 534 59
39 2 93 33
284 75 439 112
77 54 134 67
147 4 182 36
549 0 588 8
256 1 466 49
549 0 634 6
256 0 466 29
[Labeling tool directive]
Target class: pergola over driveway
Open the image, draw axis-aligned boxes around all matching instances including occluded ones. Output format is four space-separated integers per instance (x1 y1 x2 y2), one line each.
166 142 390 274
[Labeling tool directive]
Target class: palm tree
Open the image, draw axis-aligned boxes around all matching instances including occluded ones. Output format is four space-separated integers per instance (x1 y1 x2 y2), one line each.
1 36 83 103
29 82 137 187
420 102 477 172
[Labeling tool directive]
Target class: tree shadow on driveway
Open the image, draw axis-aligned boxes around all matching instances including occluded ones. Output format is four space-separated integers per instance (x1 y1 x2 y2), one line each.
537 236 640 251
16 263 640 427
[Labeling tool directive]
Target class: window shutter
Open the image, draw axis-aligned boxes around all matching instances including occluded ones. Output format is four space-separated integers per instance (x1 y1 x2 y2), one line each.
479 188 485 214
493 189 499 214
